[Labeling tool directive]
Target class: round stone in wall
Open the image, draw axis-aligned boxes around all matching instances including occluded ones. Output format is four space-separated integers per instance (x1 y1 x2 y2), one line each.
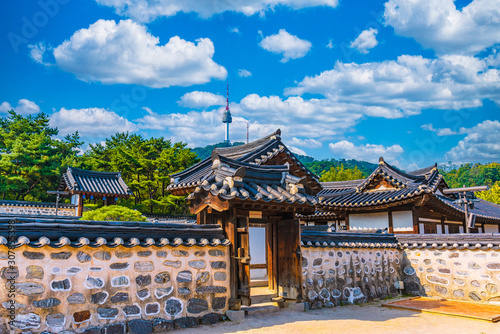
23 251 44 260
196 272 210 284
91 292 109 304
116 251 132 258
486 283 498 294
189 260 206 269
172 250 189 257
435 286 447 295
84 276 105 289
33 298 60 308
157 251 167 258
212 297 226 310
16 282 45 295
138 251 152 257
26 265 44 279
110 263 129 270
136 274 151 286
165 297 183 316
209 249 225 257
214 272 226 281
187 298 209 314
123 304 141 317
46 313 65 328
73 310 91 324
111 276 130 287
134 261 154 272
469 291 482 301
177 270 192 283
453 289 465 298
163 260 182 268
155 272 171 284
66 267 82 276
76 251 91 263
146 302 160 315
110 292 130 303
137 288 150 300
94 251 111 261
10 313 41 330
50 252 72 260
155 287 174 299
67 293 86 304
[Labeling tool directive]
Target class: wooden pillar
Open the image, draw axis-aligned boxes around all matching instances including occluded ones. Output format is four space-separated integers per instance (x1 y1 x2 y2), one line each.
440 216 446 234
225 208 238 308
412 207 419 234
388 210 394 234
272 220 278 291
77 194 84 217
345 213 350 231
266 221 274 291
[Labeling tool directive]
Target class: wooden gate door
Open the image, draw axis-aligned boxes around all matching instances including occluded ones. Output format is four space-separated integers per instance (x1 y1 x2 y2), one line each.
277 219 302 301
236 216 251 306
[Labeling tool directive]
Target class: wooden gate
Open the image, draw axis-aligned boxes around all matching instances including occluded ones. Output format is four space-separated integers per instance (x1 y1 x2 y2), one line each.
236 216 251 306
277 219 302 300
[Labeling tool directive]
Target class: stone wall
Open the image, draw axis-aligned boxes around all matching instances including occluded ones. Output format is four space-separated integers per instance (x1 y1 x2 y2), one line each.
399 234 500 303
0 201 76 217
0 244 230 333
301 246 403 307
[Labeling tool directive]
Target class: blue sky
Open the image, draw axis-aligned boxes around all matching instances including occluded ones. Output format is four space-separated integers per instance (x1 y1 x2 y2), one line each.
1 0 499 170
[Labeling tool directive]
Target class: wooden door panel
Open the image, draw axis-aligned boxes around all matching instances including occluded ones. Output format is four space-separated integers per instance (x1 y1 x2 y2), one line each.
277 219 302 301
237 216 251 306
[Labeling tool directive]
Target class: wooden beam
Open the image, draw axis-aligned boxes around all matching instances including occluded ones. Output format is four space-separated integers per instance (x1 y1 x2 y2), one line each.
441 216 445 234
412 207 419 234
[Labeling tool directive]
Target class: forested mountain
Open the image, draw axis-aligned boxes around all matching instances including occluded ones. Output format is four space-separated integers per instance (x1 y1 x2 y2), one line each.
192 141 245 161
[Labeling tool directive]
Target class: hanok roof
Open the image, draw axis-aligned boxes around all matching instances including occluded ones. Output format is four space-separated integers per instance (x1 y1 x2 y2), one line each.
317 157 442 209
186 151 317 214
168 129 321 195
58 167 132 197
0 217 227 248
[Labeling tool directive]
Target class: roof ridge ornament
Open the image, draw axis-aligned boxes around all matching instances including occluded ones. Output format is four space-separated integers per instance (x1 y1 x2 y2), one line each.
379 157 385 164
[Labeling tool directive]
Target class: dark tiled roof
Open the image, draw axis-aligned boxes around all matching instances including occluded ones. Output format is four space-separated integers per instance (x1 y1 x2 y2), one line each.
0 200 75 209
435 195 500 222
301 229 399 248
59 167 132 196
396 233 500 250
318 158 442 208
168 129 320 193
0 217 228 248
186 152 317 208
297 210 337 220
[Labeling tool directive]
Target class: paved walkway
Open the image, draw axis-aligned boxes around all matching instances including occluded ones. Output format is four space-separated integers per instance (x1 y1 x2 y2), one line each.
182 302 500 334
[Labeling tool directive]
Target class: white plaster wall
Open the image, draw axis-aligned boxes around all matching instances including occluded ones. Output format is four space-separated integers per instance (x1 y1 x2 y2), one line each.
392 211 413 232
484 225 498 233
349 212 388 230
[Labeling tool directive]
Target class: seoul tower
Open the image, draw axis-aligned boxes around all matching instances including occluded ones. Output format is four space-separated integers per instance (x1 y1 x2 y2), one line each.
222 83 232 143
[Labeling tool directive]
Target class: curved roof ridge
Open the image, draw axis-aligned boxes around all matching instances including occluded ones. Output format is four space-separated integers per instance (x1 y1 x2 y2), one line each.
215 129 281 160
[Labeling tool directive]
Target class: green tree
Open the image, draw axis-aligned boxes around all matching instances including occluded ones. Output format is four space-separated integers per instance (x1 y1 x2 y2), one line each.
477 181 500 205
319 164 364 182
78 133 199 214
81 205 147 221
0 111 82 201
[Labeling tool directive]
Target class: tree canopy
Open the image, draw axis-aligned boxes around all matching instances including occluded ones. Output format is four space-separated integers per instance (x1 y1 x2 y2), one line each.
77 132 199 214
319 164 364 182
0 111 82 201
81 205 147 221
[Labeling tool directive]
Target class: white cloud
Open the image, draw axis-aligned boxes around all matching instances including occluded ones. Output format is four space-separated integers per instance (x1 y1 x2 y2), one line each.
446 120 500 162
96 0 339 22
229 27 240 34
178 91 225 109
52 19 227 88
384 0 500 55
259 29 312 62
289 137 323 148
0 99 40 115
50 107 137 138
326 39 334 49
329 140 404 164
350 28 378 54
286 54 500 118
28 42 50 65
288 146 307 156
421 123 461 136
238 69 252 77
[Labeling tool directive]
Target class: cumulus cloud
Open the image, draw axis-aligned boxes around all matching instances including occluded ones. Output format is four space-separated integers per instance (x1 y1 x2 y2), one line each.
286 54 500 118
96 0 339 22
178 91 225 109
52 19 227 88
0 99 40 115
50 107 137 138
259 29 312 62
384 0 500 55
238 69 252 77
446 120 500 162
421 123 461 136
329 140 404 164
289 137 323 148
350 28 378 54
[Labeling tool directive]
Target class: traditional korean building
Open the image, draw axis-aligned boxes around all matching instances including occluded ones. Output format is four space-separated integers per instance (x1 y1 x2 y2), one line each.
310 157 500 234
58 167 133 216
168 130 318 306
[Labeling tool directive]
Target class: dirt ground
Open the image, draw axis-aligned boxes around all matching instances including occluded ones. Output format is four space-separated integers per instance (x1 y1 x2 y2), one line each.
180 302 500 334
